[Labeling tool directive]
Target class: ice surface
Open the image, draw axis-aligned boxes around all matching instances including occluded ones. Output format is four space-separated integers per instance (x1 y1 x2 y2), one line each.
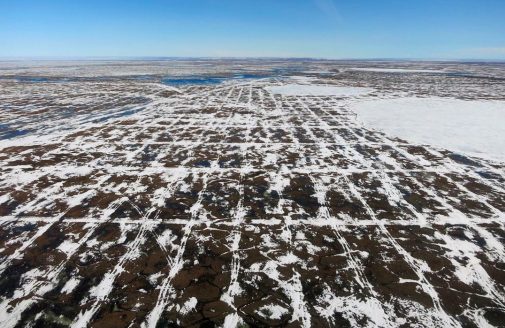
265 84 374 96
349 68 447 73
351 97 505 162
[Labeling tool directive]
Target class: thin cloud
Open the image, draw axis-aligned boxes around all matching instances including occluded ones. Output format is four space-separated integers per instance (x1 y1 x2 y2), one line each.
313 0 343 23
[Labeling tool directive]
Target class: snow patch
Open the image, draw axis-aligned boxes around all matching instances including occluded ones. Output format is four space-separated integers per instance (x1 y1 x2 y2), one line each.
180 297 198 315
278 252 299 265
61 277 80 294
258 304 289 320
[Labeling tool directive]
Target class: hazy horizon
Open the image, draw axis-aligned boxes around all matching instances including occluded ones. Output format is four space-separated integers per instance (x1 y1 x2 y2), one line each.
2 56 505 63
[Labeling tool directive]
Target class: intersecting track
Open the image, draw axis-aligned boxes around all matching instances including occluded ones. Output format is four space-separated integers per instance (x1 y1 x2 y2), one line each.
0 78 504 327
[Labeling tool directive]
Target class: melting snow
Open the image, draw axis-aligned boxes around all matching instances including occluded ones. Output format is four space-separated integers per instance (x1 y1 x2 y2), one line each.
1 61 505 328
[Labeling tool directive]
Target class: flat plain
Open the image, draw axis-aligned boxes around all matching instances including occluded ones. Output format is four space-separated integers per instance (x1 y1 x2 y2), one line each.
0 60 504 328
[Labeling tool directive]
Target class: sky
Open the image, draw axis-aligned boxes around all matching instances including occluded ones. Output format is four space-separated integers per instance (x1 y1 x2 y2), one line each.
1 0 505 60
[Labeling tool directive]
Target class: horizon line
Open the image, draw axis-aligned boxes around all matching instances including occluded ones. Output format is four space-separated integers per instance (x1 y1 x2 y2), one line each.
1 56 505 63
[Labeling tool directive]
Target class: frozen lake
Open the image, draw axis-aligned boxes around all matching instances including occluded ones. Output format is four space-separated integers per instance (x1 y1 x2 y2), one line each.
265 84 374 97
351 97 505 162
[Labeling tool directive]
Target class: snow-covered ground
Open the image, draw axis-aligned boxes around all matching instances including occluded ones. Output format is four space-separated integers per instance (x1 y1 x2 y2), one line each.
351 97 505 162
348 68 447 74
265 84 373 96
0 60 504 328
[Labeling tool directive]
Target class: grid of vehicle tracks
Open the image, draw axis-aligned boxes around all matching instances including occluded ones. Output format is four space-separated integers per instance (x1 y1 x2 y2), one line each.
1 80 505 328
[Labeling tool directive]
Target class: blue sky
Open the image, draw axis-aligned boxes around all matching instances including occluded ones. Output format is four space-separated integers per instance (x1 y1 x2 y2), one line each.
1 0 505 59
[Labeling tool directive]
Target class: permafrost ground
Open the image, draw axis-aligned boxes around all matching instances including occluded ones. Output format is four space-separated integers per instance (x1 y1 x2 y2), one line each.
0 60 505 327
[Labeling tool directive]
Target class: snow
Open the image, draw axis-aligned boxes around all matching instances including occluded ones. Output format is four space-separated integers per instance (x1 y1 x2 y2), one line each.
258 304 289 320
223 313 242 328
301 70 331 74
158 83 182 93
278 252 299 265
61 277 80 294
179 297 197 315
57 240 80 256
265 84 373 97
317 293 394 327
351 97 505 162
349 68 446 74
